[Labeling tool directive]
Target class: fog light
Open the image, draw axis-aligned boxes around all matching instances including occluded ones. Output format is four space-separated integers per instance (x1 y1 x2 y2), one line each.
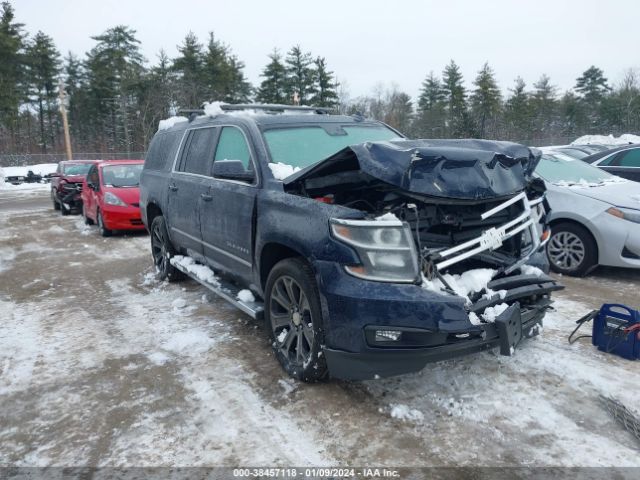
375 330 402 342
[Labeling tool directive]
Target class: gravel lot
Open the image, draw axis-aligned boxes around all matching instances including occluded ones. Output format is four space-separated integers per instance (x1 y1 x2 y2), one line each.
1 191 639 468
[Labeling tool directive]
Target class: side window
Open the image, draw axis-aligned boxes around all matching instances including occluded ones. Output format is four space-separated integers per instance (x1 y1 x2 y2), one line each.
599 153 619 166
615 148 640 167
179 127 217 176
214 127 252 171
88 166 99 189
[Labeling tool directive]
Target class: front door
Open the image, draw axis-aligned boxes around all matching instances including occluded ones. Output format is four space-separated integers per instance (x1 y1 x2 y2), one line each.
199 126 258 281
166 127 218 256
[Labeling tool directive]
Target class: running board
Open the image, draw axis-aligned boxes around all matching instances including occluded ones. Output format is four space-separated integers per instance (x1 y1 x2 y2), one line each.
170 255 265 320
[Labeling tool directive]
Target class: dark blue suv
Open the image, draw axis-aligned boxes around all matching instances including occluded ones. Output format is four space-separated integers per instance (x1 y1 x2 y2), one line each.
140 104 562 381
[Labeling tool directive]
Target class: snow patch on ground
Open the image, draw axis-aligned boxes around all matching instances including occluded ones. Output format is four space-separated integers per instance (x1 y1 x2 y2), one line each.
162 329 216 356
268 162 301 180
47 225 66 234
237 289 255 303
0 247 17 273
2 163 58 177
389 404 424 423
157 116 188 131
572 133 640 146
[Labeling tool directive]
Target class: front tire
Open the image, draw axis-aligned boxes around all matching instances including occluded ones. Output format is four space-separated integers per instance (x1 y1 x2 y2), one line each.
52 190 60 210
97 210 112 237
265 258 328 382
546 222 597 276
150 215 184 282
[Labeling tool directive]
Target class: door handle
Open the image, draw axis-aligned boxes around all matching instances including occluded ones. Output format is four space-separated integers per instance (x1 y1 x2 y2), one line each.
200 193 213 202
168 184 178 192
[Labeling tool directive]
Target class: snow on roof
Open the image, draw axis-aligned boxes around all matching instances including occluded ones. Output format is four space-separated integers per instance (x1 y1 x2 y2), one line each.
157 116 188 131
571 133 640 146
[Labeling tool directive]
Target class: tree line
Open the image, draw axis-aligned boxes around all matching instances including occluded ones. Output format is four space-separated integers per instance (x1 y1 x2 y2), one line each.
1 0 639 157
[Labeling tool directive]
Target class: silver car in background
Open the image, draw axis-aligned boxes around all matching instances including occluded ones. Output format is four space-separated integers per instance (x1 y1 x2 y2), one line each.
535 152 640 276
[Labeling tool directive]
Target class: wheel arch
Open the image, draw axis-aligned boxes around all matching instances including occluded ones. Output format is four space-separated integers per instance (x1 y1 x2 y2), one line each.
259 242 308 291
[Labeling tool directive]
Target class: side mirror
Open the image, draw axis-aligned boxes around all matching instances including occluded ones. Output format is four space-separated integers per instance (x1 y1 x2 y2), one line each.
212 160 254 182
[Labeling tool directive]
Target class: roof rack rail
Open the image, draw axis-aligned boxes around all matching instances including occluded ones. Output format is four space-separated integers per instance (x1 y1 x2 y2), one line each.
219 104 332 114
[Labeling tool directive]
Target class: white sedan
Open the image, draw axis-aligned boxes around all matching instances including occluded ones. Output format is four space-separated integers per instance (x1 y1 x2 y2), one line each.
536 151 640 276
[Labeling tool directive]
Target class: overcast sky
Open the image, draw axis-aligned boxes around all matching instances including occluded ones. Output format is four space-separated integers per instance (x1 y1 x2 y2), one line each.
15 0 640 101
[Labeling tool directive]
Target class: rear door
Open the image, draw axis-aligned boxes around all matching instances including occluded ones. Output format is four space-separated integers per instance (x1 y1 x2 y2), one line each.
166 127 218 255
599 148 640 182
199 126 258 279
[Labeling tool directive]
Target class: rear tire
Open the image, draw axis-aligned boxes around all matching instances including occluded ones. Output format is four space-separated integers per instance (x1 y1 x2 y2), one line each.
546 222 597 276
97 210 112 237
150 215 184 282
265 258 328 382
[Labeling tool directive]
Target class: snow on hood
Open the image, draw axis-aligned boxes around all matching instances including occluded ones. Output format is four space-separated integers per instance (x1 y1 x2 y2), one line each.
284 139 540 201
571 133 640 146
556 178 640 210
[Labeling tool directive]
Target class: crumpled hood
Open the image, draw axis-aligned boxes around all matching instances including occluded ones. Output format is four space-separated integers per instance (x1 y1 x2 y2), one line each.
561 180 640 210
284 139 541 200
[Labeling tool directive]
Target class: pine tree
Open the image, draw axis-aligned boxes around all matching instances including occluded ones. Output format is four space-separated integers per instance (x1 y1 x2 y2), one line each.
256 49 288 104
441 60 468 137
172 32 205 108
575 66 610 103
385 90 413 133
414 72 446 137
64 52 91 150
310 56 338 108
86 25 145 152
25 31 60 153
224 55 252 103
470 62 501 138
203 32 230 101
285 45 316 105
0 1 26 147
530 74 558 140
504 77 531 141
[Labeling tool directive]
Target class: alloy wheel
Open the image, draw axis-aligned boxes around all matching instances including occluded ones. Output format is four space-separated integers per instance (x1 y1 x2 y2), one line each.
151 222 169 274
547 231 585 271
270 275 314 367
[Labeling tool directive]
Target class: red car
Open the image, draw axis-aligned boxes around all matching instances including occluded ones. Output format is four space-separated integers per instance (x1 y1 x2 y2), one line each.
81 160 145 236
51 160 99 215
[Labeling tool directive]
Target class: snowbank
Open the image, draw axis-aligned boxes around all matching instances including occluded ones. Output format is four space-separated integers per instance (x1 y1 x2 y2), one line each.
2 163 58 177
158 116 188 131
268 162 301 180
571 133 640 146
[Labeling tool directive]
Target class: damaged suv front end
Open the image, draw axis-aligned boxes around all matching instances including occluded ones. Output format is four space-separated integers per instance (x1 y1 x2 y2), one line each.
280 139 563 380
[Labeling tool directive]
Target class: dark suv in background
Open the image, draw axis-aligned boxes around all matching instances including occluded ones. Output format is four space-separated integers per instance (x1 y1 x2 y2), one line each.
140 104 561 381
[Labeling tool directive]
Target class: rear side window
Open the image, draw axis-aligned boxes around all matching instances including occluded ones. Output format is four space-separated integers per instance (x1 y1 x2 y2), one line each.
145 131 182 171
214 127 251 170
179 127 217 176
614 148 640 167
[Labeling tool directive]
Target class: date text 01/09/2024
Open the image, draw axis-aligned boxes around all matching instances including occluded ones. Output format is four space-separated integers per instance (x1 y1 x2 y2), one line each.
232 467 401 478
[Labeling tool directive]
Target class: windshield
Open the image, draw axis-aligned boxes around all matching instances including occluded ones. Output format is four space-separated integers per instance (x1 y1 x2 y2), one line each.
102 164 143 187
263 124 401 168
536 153 615 185
63 163 93 175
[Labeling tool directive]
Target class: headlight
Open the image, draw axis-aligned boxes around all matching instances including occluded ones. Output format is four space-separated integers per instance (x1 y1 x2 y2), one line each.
330 218 419 283
606 207 640 224
104 192 127 206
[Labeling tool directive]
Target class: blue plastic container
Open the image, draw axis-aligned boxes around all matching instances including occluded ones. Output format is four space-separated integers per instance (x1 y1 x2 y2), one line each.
592 304 640 360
